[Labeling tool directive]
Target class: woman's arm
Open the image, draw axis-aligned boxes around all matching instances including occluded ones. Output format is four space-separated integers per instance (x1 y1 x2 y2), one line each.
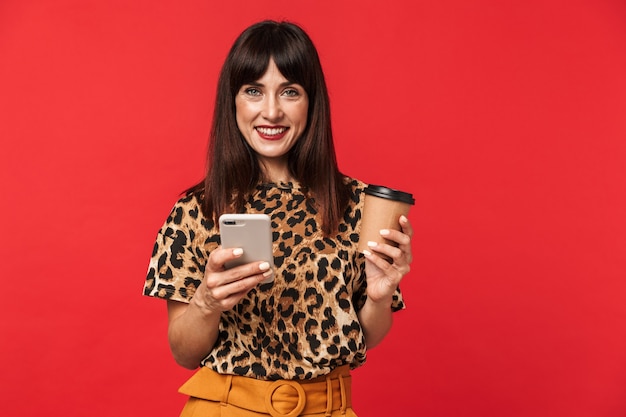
357 295 394 349
166 298 221 369
357 215 413 349
166 248 273 369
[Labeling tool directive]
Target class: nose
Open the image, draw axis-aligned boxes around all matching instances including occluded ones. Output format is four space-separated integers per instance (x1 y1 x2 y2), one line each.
262 95 283 121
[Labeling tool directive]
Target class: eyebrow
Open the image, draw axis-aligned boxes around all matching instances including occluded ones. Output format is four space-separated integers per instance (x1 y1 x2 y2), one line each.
245 81 300 87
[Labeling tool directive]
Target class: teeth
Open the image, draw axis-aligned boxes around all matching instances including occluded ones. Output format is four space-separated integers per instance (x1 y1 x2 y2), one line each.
256 127 286 135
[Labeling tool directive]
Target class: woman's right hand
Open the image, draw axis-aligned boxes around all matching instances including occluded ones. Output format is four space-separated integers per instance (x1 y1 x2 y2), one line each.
194 247 273 313
166 247 272 369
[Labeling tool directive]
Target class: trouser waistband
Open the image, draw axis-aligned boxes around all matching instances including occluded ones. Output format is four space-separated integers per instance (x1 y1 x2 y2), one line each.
179 365 352 417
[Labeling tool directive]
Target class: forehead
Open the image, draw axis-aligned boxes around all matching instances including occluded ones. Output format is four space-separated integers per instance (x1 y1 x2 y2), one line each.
234 54 306 92
253 59 289 83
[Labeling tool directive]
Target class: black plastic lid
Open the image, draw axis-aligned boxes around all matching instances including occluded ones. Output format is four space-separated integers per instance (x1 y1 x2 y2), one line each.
364 184 415 205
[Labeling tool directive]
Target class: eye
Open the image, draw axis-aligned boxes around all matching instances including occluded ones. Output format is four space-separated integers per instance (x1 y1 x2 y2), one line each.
244 87 262 96
282 88 300 97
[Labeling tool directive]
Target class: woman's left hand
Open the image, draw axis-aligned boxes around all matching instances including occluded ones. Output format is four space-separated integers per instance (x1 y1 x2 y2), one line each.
362 215 413 303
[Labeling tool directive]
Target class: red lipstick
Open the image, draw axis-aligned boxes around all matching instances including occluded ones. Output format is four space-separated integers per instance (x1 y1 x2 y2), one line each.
255 126 289 141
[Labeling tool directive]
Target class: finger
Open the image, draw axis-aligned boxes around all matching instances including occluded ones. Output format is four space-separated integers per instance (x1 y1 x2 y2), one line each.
365 241 411 275
210 268 272 303
206 247 273 285
366 240 402 259
380 222 413 263
215 273 266 298
388 222 414 264
213 287 256 311
363 248 405 282
379 229 411 247
205 246 243 273
207 262 272 288
399 215 414 238
363 247 391 270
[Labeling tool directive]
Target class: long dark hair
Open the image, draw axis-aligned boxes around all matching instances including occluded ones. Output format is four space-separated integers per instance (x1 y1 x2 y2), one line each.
189 20 350 235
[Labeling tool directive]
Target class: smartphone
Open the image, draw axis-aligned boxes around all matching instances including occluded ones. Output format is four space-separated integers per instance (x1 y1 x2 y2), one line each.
218 213 274 283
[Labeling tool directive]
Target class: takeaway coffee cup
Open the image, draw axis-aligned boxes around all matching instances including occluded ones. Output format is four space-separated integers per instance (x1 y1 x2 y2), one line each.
357 184 415 254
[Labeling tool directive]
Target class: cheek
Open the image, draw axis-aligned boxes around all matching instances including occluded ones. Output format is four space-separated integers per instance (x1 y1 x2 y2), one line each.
235 104 249 132
296 103 309 127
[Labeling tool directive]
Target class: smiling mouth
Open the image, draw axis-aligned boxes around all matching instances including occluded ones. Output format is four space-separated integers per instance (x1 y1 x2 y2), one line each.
256 126 288 136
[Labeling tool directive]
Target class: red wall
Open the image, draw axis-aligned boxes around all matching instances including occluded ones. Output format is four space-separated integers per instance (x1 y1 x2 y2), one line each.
1 1 625 416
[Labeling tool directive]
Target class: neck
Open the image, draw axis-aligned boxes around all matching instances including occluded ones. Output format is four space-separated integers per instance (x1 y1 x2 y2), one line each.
259 159 292 183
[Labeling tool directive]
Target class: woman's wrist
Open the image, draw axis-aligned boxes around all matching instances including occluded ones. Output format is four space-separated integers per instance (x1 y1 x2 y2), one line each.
365 293 394 308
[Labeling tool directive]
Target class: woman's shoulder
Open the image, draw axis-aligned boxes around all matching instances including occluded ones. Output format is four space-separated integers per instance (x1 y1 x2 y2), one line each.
169 190 202 214
342 175 367 195
161 190 214 233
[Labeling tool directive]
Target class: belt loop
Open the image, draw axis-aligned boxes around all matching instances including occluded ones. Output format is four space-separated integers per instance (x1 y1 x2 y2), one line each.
220 374 233 407
339 374 347 415
324 375 332 416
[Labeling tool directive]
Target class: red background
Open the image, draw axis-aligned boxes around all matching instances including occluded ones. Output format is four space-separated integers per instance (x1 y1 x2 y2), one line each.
1 1 625 416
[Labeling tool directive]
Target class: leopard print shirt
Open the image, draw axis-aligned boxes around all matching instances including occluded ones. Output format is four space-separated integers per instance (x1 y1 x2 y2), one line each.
143 178 405 380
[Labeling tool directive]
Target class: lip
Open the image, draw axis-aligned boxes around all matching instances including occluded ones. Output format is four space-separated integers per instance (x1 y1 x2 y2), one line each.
255 125 289 141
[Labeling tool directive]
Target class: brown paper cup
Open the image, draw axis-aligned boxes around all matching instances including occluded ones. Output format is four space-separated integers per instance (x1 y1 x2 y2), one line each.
357 185 415 255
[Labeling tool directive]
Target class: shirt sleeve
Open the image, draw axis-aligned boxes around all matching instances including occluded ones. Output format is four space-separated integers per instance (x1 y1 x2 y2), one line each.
143 200 206 303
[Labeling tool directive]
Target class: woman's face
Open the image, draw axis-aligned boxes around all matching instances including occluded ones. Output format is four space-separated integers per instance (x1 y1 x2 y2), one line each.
235 59 309 176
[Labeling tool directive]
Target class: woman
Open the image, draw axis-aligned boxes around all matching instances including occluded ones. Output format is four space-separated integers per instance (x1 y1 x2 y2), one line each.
144 20 413 417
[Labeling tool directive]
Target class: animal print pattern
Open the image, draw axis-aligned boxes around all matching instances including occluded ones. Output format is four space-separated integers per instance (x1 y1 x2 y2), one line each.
144 178 405 380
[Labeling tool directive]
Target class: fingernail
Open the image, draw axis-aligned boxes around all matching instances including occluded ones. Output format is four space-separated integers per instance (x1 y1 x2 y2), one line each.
262 270 274 278
362 250 372 257
233 248 243 256
379 229 390 236
400 215 408 223
367 241 378 247
259 262 270 271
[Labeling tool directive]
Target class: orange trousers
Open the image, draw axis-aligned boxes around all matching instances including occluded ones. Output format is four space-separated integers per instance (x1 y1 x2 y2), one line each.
178 365 358 417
